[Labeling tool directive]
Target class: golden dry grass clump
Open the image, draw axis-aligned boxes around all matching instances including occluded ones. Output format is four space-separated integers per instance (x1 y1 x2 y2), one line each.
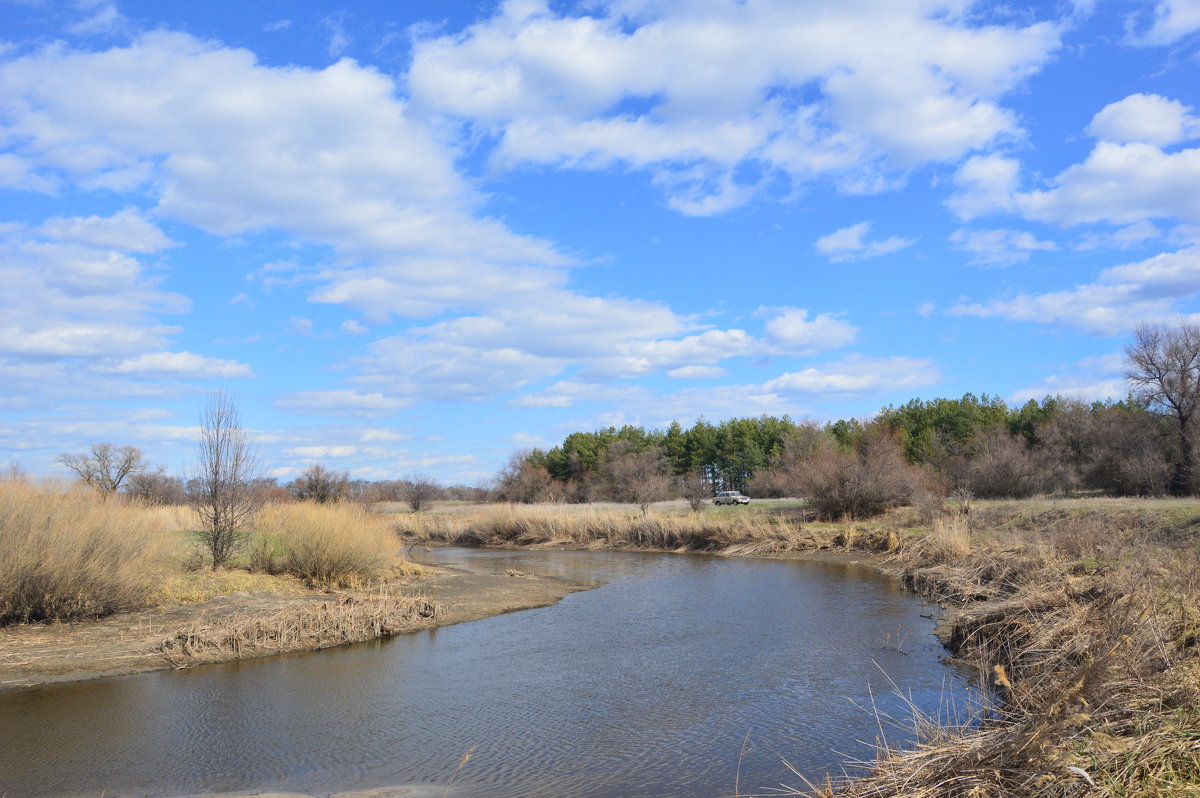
158 591 439 665
251 501 421 587
0 480 161 624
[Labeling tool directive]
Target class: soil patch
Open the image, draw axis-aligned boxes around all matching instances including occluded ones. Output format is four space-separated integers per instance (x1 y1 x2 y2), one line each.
0 565 586 691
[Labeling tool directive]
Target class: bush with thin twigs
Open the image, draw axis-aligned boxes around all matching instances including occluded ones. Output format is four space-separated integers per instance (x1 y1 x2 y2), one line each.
251 501 419 587
0 480 160 624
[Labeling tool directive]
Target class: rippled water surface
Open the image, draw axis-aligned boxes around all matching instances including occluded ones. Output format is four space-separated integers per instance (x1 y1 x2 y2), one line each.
0 549 977 797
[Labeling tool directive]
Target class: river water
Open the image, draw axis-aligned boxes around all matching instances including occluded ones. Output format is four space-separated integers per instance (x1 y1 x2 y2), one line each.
0 548 978 798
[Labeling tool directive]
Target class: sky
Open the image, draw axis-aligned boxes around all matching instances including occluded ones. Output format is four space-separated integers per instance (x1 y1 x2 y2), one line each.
1 0 1199 486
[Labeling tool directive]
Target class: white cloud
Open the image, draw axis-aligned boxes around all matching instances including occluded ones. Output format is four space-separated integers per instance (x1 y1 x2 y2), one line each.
759 307 859 354
1016 141 1200 226
1074 220 1162 251
1128 0 1200 46
950 245 1200 334
0 214 187 361
99 351 254 378
287 445 358 459
946 154 1020 220
762 355 940 396
1011 352 1128 403
288 316 315 335
0 32 569 327
275 390 413 418
341 320 368 334
950 228 1058 265
814 222 915 262
37 208 174 253
1086 93 1200 147
666 365 727 379
409 0 1060 212
68 0 125 36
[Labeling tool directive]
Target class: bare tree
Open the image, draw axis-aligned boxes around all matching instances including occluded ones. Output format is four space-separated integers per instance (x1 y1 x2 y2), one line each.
187 393 260 568
402 473 439 512
126 466 186 505
1126 323 1200 494
599 444 672 515
290 464 350 503
677 470 712 512
58 443 146 494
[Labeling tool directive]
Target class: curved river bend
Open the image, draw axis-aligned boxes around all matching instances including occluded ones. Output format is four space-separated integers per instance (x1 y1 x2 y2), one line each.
0 549 977 798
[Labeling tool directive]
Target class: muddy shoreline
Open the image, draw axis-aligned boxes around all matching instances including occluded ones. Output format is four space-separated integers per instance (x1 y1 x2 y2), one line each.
0 564 587 691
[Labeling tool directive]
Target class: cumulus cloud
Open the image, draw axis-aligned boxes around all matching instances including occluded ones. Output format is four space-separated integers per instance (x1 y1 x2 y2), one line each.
409 0 1060 212
950 228 1058 265
946 154 1020 220
1086 93 1200 147
0 32 569 326
0 212 186 361
759 307 859 354
950 245 1200 334
1015 142 1200 226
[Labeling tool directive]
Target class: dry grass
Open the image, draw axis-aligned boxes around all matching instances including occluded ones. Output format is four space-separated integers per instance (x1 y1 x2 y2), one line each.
157 591 440 666
251 501 424 587
800 507 1200 798
0 480 163 624
392 503 816 554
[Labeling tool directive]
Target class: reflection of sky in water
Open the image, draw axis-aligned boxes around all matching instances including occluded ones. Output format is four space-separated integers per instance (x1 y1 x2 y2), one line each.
0 549 982 798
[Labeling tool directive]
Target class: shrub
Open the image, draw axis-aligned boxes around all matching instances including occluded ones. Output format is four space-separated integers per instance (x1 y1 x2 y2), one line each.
795 426 929 519
251 502 408 587
0 481 158 624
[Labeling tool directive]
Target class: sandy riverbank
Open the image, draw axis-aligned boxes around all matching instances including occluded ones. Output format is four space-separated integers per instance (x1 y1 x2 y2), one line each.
0 564 587 690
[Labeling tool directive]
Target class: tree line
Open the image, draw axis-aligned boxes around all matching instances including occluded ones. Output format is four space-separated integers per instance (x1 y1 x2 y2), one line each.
53 324 1200 520
496 323 1200 514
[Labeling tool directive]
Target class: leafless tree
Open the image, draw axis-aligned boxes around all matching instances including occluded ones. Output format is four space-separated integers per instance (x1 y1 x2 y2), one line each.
126 466 186 505
58 443 146 494
290 464 350 503
1126 323 1200 494
598 444 672 515
494 451 554 503
187 392 260 568
677 470 712 512
402 473 440 512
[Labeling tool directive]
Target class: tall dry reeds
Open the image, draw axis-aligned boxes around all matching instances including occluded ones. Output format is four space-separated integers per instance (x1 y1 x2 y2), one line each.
0 480 160 624
390 503 874 555
251 502 419 587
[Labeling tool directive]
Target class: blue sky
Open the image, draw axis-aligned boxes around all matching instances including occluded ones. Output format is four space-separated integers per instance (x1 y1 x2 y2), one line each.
1 0 1199 485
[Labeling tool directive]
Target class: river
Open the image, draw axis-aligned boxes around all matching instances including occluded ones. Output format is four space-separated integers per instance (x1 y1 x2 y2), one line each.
0 548 979 797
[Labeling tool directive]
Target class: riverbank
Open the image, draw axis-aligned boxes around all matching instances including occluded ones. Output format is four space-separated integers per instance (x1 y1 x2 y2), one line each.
0 564 587 690
395 498 1200 797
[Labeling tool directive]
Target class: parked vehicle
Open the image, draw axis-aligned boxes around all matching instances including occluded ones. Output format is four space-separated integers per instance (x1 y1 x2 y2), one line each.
714 490 750 505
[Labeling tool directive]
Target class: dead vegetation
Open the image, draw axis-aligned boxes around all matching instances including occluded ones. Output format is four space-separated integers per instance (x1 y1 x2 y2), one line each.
157 591 439 666
0 480 163 624
392 499 1200 798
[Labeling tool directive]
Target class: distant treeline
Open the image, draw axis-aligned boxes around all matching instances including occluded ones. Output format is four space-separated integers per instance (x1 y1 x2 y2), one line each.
495 393 1179 509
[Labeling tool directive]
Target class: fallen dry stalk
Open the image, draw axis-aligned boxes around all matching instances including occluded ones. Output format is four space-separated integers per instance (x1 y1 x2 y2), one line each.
158 592 439 666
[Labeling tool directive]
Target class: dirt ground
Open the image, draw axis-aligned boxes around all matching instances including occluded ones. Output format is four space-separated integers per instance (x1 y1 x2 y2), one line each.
0 565 587 691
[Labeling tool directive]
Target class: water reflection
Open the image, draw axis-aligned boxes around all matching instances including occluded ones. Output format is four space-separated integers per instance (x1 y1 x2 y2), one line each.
0 549 978 798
